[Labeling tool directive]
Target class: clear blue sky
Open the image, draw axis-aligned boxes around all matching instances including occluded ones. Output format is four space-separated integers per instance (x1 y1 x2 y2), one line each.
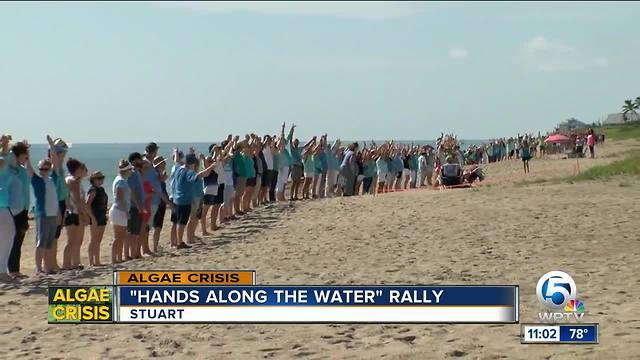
1 1 639 143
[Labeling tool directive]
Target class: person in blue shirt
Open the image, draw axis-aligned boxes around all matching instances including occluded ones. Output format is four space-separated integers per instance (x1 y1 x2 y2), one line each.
143 143 162 255
187 153 206 244
171 152 216 249
30 157 61 274
7 141 30 279
126 152 146 259
0 134 16 281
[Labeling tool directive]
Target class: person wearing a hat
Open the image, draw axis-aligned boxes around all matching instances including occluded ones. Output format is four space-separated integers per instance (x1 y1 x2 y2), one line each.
29 156 61 274
110 160 133 263
86 171 107 266
171 152 216 249
46 135 69 272
126 152 146 258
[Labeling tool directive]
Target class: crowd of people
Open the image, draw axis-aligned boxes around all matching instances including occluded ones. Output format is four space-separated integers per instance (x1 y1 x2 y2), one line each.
0 125 597 281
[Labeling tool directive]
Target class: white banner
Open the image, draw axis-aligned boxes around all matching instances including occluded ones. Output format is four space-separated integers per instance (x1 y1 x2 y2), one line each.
118 306 516 323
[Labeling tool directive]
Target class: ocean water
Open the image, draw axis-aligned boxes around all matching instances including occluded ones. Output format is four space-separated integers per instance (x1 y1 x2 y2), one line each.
25 140 486 202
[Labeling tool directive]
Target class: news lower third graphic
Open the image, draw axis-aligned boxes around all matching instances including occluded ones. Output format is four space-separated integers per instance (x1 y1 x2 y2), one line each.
48 270 518 324
520 271 599 344
48 286 113 323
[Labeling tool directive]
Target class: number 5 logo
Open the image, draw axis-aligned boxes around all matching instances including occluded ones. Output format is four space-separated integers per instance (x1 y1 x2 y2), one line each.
536 271 577 310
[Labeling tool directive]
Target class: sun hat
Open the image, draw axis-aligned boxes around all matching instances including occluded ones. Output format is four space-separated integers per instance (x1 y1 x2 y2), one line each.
90 171 105 180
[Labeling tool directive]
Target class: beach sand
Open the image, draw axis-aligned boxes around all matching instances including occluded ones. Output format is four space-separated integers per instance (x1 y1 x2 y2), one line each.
1 140 639 359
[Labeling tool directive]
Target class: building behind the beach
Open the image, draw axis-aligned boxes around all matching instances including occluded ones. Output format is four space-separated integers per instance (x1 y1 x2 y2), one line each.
604 112 640 125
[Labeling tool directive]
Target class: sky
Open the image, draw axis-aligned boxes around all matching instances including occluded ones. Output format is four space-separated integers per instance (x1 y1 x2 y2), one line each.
1 1 639 143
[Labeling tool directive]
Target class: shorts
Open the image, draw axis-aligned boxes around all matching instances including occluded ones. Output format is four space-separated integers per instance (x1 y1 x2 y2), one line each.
396 171 402 179
246 177 257 187
261 171 269 188
171 203 191 225
191 197 203 219
304 171 314 178
64 212 80 227
109 206 128 227
377 172 387 183
127 207 142 235
291 164 304 180
222 183 234 206
36 216 58 249
403 169 410 177
235 177 246 194
55 200 66 239
153 202 166 229
203 184 224 205
522 156 532 162
91 211 108 226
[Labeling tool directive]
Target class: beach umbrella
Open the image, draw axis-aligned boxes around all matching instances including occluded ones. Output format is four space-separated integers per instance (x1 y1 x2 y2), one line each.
544 134 571 143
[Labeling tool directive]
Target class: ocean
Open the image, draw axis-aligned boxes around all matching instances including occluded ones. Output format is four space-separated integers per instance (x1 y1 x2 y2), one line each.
25 140 486 202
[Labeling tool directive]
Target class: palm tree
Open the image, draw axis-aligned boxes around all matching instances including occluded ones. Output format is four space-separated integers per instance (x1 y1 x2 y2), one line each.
622 99 637 122
635 96 640 110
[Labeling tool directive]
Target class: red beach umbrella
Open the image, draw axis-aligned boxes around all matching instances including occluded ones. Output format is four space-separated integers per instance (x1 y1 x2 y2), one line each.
544 134 571 143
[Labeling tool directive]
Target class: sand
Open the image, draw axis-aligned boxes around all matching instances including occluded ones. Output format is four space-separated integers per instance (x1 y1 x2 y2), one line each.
1 140 639 359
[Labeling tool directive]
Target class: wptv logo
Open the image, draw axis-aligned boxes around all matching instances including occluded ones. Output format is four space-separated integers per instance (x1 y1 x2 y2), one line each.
536 271 585 322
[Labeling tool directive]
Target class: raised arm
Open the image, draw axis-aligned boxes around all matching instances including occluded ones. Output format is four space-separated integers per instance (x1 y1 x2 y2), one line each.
287 124 295 143
46 135 63 172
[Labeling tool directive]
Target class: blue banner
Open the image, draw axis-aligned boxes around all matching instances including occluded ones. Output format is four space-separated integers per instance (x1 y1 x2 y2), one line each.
118 285 517 306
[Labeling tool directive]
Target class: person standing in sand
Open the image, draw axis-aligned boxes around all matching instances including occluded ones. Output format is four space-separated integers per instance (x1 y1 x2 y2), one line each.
167 148 184 247
8 141 31 279
587 128 596 159
186 151 206 243
324 137 340 198
0 134 17 282
151 156 171 253
340 142 359 196
143 143 162 255
275 124 291 202
47 135 68 272
139 159 156 251
29 158 60 274
110 160 133 264
63 158 90 270
172 153 216 249
86 171 108 266
126 152 145 259
521 139 531 174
